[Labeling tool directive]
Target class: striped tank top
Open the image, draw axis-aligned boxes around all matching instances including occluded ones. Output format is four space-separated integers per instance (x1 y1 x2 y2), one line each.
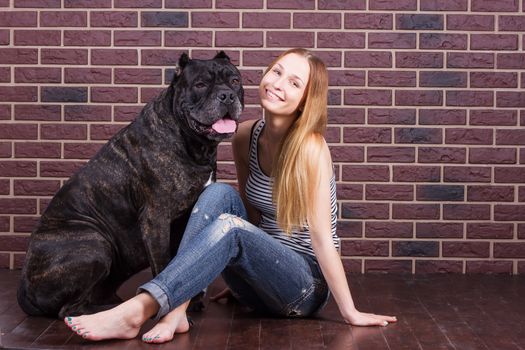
245 119 340 257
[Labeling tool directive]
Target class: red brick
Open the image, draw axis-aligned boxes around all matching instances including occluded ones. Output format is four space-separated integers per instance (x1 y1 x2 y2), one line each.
420 33 467 50
345 89 391 106
420 71 467 88
369 71 415 87
447 52 494 69
328 70 365 86
368 108 416 125
345 51 391 68
0 86 37 102
466 261 513 274
341 203 389 220
337 221 363 238
14 179 60 196
367 146 415 163
241 12 289 29
64 0 111 7
14 67 61 83
417 185 464 201
342 165 389 182
15 142 61 158
41 124 87 140
416 222 463 238
64 143 104 159
64 30 111 46
366 184 413 201
447 15 494 31
467 185 515 202
416 260 463 274
521 149 525 164
40 161 85 177
215 31 263 47
0 179 9 194
140 87 163 103
41 87 87 103
14 30 60 46
342 259 362 273
495 205 525 221
343 127 391 143
444 166 491 183
166 0 210 7
41 49 88 65
395 128 442 144
0 253 9 268
393 241 439 257
41 11 86 27
497 53 525 69
519 223 525 238
0 124 37 139
114 68 162 85
90 124 126 141
0 67 10 83
65 105 111 122
0 11 37 26
447 91 493 107
325 127 340 143
500 16 525 31
396 90 443 106
365 221 412 238
467 223 514 239
393 165 440 182
445 128 493 145
0 198 36 214
14 105 60 121
14 216 39 233
14 253 26 269
520 188 525 202
328 108 365 124
494 167 525 183
471 0 518 12
192 12 237 28
216 163 236 180
443 242 490 258
0 142 10 158
294 13 341 29
0 216 9 231
0 105 10 120
142 49 187 66
470 110 517 126
494 243 525 258
469 148 516 164
65 68 111 84
91 87 138 103
91 11 137 27
0 48 38 64
365 260 412 274
0 30 8 45
217 0 262 8
421 0 467 10
471 34 518 51
113 30 161 46
345 13 392 29
369 0 416 10
392 204 440 220
443 204 490 220
317 32 365 49
396 14 443 30
92 49 138 65
329 146 364 162
0 235 29 251
266 31 314 48
342 240 389 256
164 31 211 47
319 0 365 9
497 92 525 108
368 33 416 49
336 184 362 200
471 72 518 89
418 147 466 164
267 0 314 9
396 52 443 68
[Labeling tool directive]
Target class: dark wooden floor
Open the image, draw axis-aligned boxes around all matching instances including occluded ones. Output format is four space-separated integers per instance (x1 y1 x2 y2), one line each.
1 269 524 350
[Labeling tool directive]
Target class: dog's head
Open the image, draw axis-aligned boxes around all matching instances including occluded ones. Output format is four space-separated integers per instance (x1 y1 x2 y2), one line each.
171 52 244 142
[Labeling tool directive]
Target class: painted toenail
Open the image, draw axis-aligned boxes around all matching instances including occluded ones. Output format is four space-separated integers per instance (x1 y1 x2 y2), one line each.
72 326 76 330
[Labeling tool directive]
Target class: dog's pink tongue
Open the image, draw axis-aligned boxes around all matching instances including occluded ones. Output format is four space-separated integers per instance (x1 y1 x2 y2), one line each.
212 118 236 133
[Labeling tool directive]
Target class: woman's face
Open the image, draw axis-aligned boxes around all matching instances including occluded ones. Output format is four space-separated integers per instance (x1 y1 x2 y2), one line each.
259 53 310 118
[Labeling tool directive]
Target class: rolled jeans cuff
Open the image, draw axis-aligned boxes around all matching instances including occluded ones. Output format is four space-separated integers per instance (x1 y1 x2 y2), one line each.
137 281 170 321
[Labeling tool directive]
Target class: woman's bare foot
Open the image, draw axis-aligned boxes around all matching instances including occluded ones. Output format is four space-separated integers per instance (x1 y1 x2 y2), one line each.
142 308 192 344
64 293 158 341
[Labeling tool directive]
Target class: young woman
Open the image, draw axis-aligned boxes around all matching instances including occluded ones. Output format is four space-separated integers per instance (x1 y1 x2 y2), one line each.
64 48 396 343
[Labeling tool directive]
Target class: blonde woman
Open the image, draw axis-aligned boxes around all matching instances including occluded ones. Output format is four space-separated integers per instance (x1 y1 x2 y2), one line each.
64 48 396 343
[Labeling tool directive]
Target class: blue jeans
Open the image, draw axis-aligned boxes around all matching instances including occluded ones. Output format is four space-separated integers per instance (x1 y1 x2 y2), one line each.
139 183 330 320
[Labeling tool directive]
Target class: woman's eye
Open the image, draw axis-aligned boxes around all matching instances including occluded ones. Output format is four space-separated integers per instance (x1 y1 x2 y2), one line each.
273 69 281 75
291 81 299 88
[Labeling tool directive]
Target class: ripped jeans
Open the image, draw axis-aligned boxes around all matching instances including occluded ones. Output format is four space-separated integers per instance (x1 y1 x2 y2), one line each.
138 183 330 320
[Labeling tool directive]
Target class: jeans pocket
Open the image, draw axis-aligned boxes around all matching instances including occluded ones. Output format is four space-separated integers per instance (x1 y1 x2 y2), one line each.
282 279 329 318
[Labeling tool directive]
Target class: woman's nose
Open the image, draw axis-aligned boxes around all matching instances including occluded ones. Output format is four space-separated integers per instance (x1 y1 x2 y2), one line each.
271 76 285 90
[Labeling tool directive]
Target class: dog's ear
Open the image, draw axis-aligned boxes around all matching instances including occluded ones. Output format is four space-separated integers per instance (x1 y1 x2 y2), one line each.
214 51 230 62
172 53 190 85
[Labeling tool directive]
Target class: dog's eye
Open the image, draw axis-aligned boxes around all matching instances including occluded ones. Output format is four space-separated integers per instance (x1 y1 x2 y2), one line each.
231 78 240 86
194 82 207 89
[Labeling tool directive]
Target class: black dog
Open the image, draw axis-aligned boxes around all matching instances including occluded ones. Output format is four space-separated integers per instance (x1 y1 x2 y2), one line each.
17 52 244 319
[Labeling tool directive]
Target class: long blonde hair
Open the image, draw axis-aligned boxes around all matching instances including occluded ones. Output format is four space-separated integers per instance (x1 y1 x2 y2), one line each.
267 49 329 234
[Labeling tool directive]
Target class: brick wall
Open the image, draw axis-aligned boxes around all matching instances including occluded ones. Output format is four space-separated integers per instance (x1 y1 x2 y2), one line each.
0 0 524 273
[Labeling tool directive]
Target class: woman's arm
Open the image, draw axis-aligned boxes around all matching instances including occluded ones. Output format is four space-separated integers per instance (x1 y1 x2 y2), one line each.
232 120 261 226
308 139 397 327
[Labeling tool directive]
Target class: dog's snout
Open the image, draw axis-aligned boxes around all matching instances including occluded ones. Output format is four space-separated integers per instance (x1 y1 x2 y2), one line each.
217 91 236 104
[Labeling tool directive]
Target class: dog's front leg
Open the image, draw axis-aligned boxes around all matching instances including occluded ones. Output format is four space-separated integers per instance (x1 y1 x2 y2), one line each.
140 205 171 276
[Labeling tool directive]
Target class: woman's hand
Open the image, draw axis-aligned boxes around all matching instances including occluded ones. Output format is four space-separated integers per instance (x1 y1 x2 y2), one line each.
343 309 397 327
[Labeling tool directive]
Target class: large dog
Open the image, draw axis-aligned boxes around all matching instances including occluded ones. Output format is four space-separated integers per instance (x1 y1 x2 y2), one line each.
17 52 244 318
